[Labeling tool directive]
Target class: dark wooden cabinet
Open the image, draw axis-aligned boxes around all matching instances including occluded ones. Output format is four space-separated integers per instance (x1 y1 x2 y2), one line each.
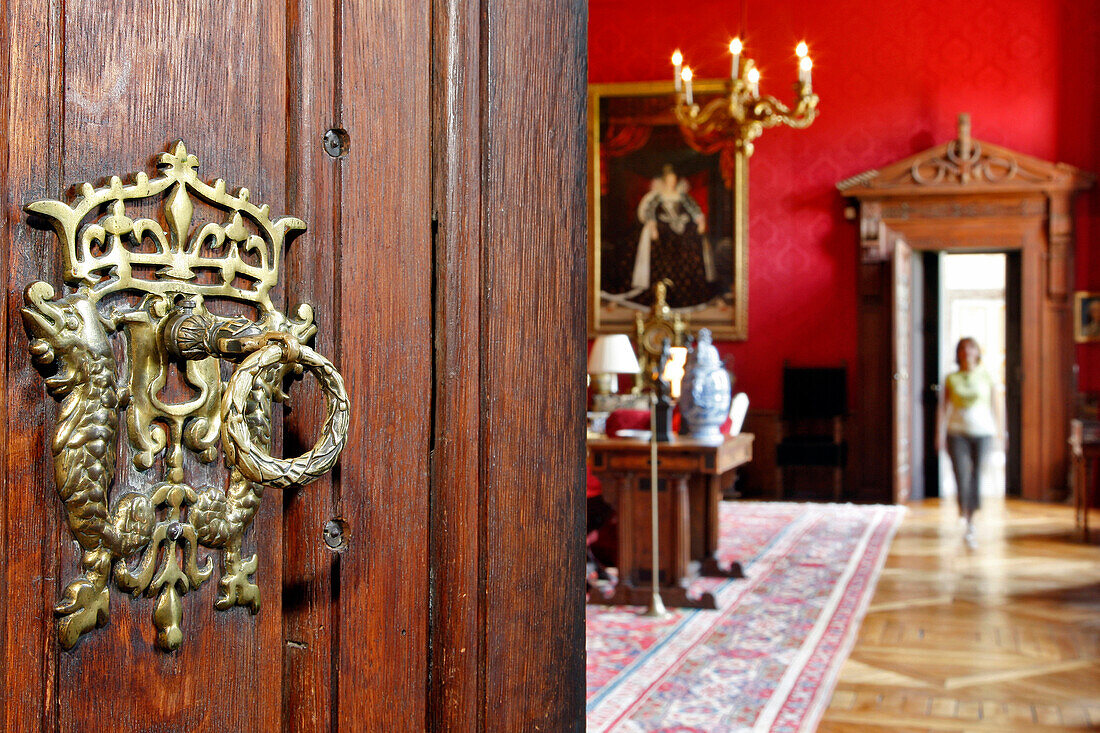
0 1 585 729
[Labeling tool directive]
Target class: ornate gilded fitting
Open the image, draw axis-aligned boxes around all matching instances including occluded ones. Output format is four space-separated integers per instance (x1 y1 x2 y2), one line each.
21 142 349 651
633 281 687 393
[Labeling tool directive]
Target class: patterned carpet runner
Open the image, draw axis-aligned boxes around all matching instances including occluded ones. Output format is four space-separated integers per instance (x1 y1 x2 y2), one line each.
587 501 905 732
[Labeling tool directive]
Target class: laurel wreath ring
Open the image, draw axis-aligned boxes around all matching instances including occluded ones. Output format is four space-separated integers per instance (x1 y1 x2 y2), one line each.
222 342 349 490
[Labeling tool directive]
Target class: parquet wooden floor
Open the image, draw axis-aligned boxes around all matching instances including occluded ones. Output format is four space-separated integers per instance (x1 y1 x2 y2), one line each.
819 499 1100 732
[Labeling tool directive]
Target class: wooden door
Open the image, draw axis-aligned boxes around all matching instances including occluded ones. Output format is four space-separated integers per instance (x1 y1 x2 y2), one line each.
0 1 585 730
919 251 943 499
1004 251 1023 497
892 238 914 503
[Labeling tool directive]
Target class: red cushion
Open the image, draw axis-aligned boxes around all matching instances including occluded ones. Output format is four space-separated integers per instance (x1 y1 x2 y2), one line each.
605 409 651 437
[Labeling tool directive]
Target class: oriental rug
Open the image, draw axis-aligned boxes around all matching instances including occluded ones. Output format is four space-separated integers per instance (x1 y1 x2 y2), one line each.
586 501 904 732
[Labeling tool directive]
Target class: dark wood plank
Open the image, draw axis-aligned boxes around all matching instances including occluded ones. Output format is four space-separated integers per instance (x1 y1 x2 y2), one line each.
429 0 484 727
2 0 64 728
4 1 591 728
481 0 587 729
336 1 432 728
0 9 6 728
282 0 340 729
855 261 893 503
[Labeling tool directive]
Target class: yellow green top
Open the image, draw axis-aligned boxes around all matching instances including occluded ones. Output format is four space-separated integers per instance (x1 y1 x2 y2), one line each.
945 368 996 436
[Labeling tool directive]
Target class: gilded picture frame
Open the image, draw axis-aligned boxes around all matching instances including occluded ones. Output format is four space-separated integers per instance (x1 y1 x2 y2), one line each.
588 80 747 340
1074 291 1100 343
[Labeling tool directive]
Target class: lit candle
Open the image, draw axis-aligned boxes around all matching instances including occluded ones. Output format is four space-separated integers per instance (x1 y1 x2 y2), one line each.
795 41 810 85
746 67 759 97
681 66 694 105
799 55 813 91
672 49 683 92
729 38 742 80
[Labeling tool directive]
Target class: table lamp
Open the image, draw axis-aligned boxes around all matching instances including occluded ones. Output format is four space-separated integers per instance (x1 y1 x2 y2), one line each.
588 334 641 395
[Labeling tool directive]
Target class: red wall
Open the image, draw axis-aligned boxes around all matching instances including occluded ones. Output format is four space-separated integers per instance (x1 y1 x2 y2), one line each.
590 0 1100 408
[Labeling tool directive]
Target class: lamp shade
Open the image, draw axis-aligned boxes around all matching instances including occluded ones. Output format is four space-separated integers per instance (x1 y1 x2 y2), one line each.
588 334 640 374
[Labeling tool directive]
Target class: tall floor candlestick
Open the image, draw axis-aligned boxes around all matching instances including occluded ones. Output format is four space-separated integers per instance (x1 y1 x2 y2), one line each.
641 393 670 618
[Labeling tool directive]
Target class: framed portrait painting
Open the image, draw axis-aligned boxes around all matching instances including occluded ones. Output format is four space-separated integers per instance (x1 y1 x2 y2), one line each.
1075 291 1100 343
587 80 747 340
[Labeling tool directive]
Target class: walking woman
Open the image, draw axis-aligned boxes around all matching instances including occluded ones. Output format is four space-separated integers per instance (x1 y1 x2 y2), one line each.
936 337 1003 547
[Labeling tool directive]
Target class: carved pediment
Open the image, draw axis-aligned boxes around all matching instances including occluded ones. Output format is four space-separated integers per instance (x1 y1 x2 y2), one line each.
838 114 1093 197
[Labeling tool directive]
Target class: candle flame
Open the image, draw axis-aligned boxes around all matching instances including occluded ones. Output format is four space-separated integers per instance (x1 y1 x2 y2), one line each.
796 41 809 58
729 38 743 55
746 67 760 83
800 56 813 72
671 49 683 66
681 67 693 82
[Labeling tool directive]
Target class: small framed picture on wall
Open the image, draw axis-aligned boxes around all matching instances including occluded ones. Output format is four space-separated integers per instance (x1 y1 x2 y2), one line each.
1074 291 1100 343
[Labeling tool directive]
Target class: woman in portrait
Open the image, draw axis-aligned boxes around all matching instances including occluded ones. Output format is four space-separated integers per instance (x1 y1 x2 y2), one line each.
631 164 715 307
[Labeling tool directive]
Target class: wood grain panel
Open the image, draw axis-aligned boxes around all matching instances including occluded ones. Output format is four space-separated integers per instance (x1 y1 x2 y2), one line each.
855 261 894 504
282 0 340 729
2 1 64 729
4 1 589 728
429 0 484 726
1020 233 1044 499
481 1 587 729
335 1 432 728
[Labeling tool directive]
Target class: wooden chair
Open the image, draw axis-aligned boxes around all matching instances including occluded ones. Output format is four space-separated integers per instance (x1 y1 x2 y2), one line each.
776 365 848 501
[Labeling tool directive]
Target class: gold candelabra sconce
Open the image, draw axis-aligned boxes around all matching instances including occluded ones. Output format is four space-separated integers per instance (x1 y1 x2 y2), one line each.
670 38 819 186
21 142 349 651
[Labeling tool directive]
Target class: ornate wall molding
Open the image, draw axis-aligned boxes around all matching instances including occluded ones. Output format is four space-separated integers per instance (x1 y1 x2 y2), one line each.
839 114 1092 197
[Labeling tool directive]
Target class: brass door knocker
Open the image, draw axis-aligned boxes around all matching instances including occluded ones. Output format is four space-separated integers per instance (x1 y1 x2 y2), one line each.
21 142 349 650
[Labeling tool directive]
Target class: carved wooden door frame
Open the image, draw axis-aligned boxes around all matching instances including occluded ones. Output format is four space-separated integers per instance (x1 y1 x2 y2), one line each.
840 115 1093 502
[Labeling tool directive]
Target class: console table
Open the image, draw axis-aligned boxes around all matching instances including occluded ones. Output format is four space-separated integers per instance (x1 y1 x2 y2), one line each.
588 432 754 609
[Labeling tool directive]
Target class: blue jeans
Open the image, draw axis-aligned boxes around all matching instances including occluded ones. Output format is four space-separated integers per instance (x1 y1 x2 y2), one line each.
946 435 990 517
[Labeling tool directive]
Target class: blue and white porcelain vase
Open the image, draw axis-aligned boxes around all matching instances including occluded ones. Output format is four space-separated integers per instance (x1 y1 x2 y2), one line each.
680 329 731 442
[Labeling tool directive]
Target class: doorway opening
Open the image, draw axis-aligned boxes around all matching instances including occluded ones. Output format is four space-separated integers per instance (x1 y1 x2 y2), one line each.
938 253 1008 501
915 249 1021 501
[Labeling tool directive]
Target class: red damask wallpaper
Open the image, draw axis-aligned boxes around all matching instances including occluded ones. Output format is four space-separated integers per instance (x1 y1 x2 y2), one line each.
590 0 1100 407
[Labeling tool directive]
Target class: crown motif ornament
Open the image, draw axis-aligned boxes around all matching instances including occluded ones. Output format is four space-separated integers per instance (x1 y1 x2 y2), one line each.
27 141 302 309
21 142 349 651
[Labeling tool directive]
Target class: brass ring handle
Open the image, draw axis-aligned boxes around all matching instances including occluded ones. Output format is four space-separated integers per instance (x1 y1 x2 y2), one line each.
222 340 350 490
